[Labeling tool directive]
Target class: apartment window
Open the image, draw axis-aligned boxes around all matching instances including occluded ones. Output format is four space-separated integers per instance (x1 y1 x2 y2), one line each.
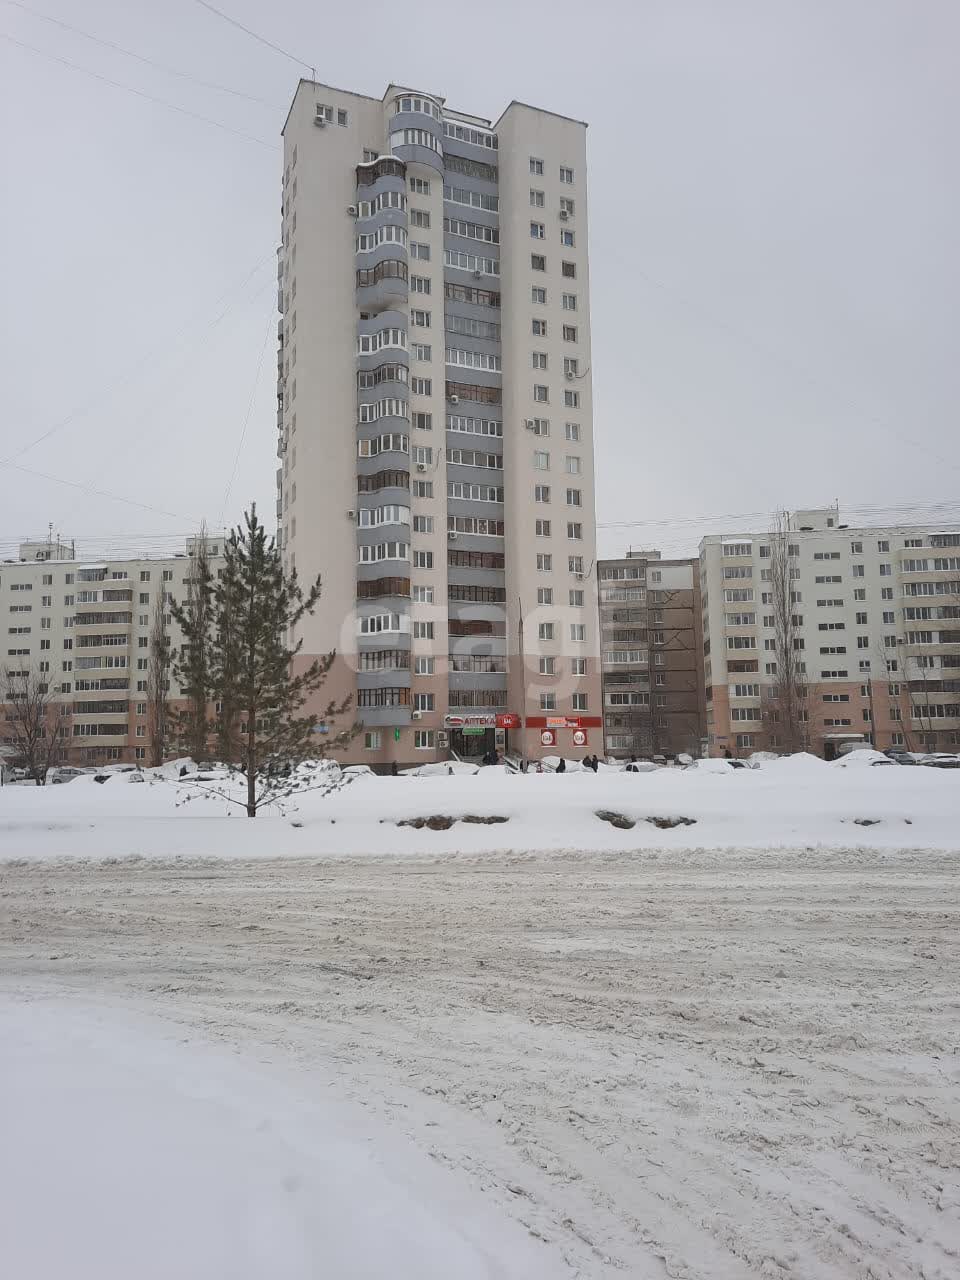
532 351 548 369
559 166 574 183
410 242 430 261
411 309 431 327
531 286 546 304
560 197 575 215
569 556 584 574
570 623 585 642
534 484 550 502
413 515 434 533
571 658 586 676
529 417 550 436
852 564 865 577
413 621 434 639
561 230 575 247
854 588 866 601
571 692 588 711
413 481 433 498
562 325 578 343
363 731 382 750
561 261 576 278
567 522 583 540
414 730 434 749
533 450 550 470
413 693 434 712
539 692 556 711
562 293 577 311
530 188 545 208
535 521 552 539
537 588 553 605
538 622 554 641
530 157 544 175
531 254 546 271
413 657 435 676
411 376 432 395
412 412 433 431
879 563 892 576
409 176 429 194
410 275 431 294
538 656 556 675
536 552 553 570
569 589 584 607
880 586 893 600
532 384 548 402
413 551 434 569
532 319 547 337
877 539 890 552
565 422 580 442
530 221 545 239
565 488 582 506
410 209 430 228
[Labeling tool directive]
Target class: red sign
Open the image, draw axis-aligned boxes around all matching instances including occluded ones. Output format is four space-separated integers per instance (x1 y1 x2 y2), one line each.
496 712 521 729
444 712 522 730
526 716 603 730
572 728 588 748
540 728 556 747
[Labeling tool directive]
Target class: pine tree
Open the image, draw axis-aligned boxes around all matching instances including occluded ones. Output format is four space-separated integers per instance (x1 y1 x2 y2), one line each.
147 589 171 767
170 529 214 762
210 505 356 816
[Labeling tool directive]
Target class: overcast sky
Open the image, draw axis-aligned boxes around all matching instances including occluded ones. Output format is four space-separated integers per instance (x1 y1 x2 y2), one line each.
2 0 958 561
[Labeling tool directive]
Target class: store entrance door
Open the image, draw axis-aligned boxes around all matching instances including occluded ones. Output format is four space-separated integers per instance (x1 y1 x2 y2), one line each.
450 727 494 759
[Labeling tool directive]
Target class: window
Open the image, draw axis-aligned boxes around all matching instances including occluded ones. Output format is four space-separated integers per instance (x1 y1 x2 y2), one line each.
413 621 434 639
410 242 430 261
567 522 583 540
537 587 553 605
852 564 865 578
364 731 382 750
562 324 577 342
565 422 581 442
569 555 584 575
530 156 544 175
564 390 580 408
529 417 550 436
532 351 548 369
532 319 547 336
413 693 434 713
411 376 432 394
539 692 556 711
410 275 431 294
559 166 574 184
414 730 434 749
410 177 430 194
413 551 434 569
538 622 555 641
535 521 552 539
534 484 550 502
536 552 553 570
413 481 433 497
410 208 431 229
531 254 546 271
413 515 434 533
560 197 575 216
531 286 546 304
879 563 892 576
560 229 575 247
562 293 577 310
569 589 584 607
569 623 585 642
561 261 576 278
571 692 588 711
412 411 433 431
530 221 545 239
534 450 550 470
565 488 582 506
877 539 890 552
411 308 431 328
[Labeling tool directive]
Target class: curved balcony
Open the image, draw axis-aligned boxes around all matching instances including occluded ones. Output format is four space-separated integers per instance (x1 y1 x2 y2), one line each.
356 257 408 311
356 156 406 187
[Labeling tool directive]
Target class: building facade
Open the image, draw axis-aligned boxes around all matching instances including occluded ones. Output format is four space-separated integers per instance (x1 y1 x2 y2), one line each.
277 81 601 765
599 552 704 759
1 535 224 767
700 507 960 756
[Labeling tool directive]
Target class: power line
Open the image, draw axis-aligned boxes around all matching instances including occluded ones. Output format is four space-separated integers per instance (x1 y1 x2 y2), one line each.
4 463 198 521
2 34 277 148
598 499 960 531
3 1 286 107
190 0 315 74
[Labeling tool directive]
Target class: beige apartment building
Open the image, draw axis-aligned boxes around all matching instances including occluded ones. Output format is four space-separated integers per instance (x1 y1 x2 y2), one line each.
1 534 224 767
598 552 705 759
700 507 960 757
277 81 601 766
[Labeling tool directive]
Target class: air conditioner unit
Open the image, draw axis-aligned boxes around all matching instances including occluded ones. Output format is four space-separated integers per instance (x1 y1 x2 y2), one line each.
447 530 458 540
411 710 423 720
346 509 356 519
524 419 536 430
559 209 569 221
449 394 459 404
314 116 326 128
416 463 426 472
472 270 483 279
565 370 575 380
574 572 585 581
347 204 358 216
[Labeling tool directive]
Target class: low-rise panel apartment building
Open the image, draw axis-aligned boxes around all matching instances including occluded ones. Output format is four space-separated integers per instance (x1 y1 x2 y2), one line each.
1 534 225 767
599 552 705 759
700 506 960 756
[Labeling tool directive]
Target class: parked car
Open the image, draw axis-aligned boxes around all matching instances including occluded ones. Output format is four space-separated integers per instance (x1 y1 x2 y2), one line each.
883 750 918 765
918 753 960 769
48 767 84 785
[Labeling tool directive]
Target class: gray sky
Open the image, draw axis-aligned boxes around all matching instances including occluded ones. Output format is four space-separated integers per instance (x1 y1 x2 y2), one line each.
2 0 958 561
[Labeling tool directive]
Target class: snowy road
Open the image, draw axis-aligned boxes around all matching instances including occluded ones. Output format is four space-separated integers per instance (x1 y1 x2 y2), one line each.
2 846 959 1278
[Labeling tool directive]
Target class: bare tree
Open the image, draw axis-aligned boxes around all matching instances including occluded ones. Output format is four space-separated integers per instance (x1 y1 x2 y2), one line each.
147 588 170 767
2 667 64 783
763 510 809 752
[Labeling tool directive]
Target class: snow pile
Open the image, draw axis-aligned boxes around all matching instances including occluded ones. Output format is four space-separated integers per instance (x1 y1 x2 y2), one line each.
0 998 554 1280
1 757 958 860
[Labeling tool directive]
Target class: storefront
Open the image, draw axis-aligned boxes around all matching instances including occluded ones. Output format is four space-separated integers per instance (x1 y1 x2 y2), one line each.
443 713 521 759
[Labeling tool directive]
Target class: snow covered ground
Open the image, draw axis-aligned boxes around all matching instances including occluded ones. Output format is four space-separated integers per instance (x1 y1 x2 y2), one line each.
2 843 959 1277
0 752 958 860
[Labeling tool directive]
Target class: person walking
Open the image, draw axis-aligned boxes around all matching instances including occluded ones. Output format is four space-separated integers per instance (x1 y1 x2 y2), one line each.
556 757 566 774
390 761 399 777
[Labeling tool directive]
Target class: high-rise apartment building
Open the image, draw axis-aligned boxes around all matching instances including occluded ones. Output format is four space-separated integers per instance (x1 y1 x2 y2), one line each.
277 81 600 766
598 552 704 759
700 507 960 757
0 534 225 767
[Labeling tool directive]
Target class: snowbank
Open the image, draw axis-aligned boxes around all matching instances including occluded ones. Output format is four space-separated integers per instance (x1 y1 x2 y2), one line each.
1 758 957 860
0 998 554 1280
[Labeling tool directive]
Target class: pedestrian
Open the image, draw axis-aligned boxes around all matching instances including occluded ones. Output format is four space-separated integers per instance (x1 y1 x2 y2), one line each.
590 754 599 773
556 757 566 774
390 761 398 777
723 747 732 759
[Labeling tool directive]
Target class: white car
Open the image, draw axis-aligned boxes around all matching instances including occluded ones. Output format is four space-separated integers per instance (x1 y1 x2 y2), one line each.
48 767 84 785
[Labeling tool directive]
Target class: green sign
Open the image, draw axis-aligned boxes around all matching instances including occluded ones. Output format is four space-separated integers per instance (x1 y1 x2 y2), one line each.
462 726 486 736
394 728 401 741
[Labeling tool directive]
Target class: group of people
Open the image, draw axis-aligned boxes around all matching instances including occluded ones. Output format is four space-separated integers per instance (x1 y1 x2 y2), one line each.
554 754 601 773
